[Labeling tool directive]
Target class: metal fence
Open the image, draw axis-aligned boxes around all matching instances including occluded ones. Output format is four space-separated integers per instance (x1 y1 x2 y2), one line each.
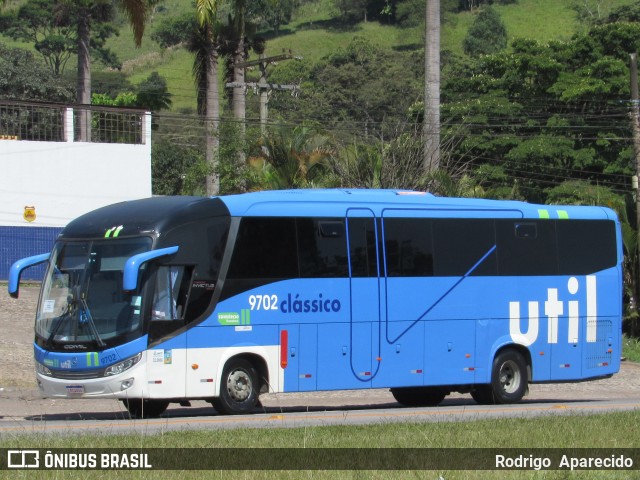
0 100 148 144
0 100 65 142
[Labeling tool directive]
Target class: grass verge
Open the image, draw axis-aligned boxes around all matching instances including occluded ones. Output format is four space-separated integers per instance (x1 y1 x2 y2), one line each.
623 333 640 363
1 411 638 478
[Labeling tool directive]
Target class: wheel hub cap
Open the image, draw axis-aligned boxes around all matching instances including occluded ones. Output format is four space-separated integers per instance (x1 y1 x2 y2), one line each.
227 369 251 401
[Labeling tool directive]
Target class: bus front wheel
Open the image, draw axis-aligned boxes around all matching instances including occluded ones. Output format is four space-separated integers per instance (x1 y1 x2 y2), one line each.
472 349 528 405
122 399 169 418
213 358 260 415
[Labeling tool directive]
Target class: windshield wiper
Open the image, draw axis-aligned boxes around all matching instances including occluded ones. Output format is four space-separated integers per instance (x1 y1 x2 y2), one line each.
45 301 71 349
79 295 106 348
46 288 106 349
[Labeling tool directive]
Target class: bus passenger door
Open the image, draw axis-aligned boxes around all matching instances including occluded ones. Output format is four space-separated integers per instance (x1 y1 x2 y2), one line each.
146 265 190 399
317 211 377 390
281 324 318 392
344 210 380 386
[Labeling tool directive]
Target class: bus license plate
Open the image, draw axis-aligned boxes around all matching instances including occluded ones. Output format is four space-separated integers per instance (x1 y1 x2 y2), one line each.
65 385 85 396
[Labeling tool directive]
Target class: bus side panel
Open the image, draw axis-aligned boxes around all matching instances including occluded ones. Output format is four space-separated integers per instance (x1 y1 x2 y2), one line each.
279 324 318 392
184 325 280 397
280 325 299 392
478 322 553 384
385 277 477 387
581 269 622 379
474 320 491 384
146 335 187 399
542 272 621 381
316 322 372 390
485 271 621 383
550 327 583 381
372 321 424 388
298 324 318 391
424 320 476 386
582 319 616 377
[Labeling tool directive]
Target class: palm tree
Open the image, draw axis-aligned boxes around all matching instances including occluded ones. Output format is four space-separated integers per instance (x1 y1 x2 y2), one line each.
66 0 154 142
230 0 246 132
219 0 253 189
424 0 440 172
194 0 221 196
254 125 334 189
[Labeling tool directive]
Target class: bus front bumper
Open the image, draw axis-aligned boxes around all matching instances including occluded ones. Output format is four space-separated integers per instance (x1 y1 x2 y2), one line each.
35 361 148 399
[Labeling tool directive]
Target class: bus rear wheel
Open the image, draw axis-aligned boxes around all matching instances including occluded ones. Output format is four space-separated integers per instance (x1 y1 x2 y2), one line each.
390 387 447 407
472 349 527 405
122 399 169 419
213 358 260 415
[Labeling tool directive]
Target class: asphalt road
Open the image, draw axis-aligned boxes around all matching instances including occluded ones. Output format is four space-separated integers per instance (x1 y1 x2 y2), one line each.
2 398 640 437
1 362 639 436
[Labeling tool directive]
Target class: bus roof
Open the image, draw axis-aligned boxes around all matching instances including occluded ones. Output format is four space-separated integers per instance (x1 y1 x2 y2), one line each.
218 189 618 221
59 190 619 241
61 196 228 239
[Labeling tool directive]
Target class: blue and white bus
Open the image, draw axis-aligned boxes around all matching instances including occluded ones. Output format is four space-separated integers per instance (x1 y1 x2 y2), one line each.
8 189 622 417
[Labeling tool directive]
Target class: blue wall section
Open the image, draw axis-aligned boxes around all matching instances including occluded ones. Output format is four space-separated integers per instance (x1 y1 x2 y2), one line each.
0 226 61 281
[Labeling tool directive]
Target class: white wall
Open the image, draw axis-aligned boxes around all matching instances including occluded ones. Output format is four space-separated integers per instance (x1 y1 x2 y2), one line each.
0 112 152 228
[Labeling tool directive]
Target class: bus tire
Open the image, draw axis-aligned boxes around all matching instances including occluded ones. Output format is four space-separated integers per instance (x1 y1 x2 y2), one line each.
470 386 494 405
390 387 447 407
122 399 169 418
475 349 527 405
213 358 260 415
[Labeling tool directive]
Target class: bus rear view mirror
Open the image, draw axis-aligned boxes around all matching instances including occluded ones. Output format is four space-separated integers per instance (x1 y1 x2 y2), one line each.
122 246 179 293
8 253 51 298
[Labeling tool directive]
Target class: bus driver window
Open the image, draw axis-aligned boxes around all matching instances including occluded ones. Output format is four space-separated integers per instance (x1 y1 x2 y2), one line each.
152 266 190 321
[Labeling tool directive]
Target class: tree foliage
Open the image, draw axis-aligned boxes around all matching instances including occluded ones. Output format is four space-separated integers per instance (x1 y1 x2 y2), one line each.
603 2 640 24
1 0 75 75
152 137 208 195
462 5 507 57
0 43 74 101
252 0 295 33
250 124 336 189
89 71 171 111
457 0 517 11
136 71 172 111
271 36 421 142
151 11 194 48
333 0 368 22
442 21 637 204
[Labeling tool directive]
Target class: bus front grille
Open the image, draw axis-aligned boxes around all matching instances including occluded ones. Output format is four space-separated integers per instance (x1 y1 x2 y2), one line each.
50 369 103 380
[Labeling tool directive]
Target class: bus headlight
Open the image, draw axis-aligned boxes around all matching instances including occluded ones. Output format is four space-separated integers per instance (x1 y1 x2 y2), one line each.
104 353 142 377
36 362 52 377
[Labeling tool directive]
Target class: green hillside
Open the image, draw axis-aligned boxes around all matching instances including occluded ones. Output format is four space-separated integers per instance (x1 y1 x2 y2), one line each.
1 0 637 112
130 0 636 111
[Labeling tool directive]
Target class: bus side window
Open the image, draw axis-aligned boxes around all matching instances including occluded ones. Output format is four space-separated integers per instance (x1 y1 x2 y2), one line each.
298 218 348 277
347 217 378 277
152 266 191 321
383 218 434 277
432 218 497 276
496 220 558 276
557 220 617 275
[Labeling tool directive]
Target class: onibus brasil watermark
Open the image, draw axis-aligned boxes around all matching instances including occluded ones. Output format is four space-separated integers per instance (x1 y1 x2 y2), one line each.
496 453 634 470
6 450 151 470
3 448 638 470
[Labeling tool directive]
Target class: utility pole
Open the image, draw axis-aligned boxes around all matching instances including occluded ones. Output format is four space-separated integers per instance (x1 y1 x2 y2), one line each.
630 53 640 245
424 0 441 172
226 52 300 135
630 52 640 334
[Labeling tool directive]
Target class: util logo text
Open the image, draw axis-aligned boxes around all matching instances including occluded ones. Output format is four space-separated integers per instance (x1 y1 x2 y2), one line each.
509 275 597 346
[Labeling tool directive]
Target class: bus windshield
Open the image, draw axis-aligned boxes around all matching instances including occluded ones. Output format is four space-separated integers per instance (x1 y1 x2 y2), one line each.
35 237 152 350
